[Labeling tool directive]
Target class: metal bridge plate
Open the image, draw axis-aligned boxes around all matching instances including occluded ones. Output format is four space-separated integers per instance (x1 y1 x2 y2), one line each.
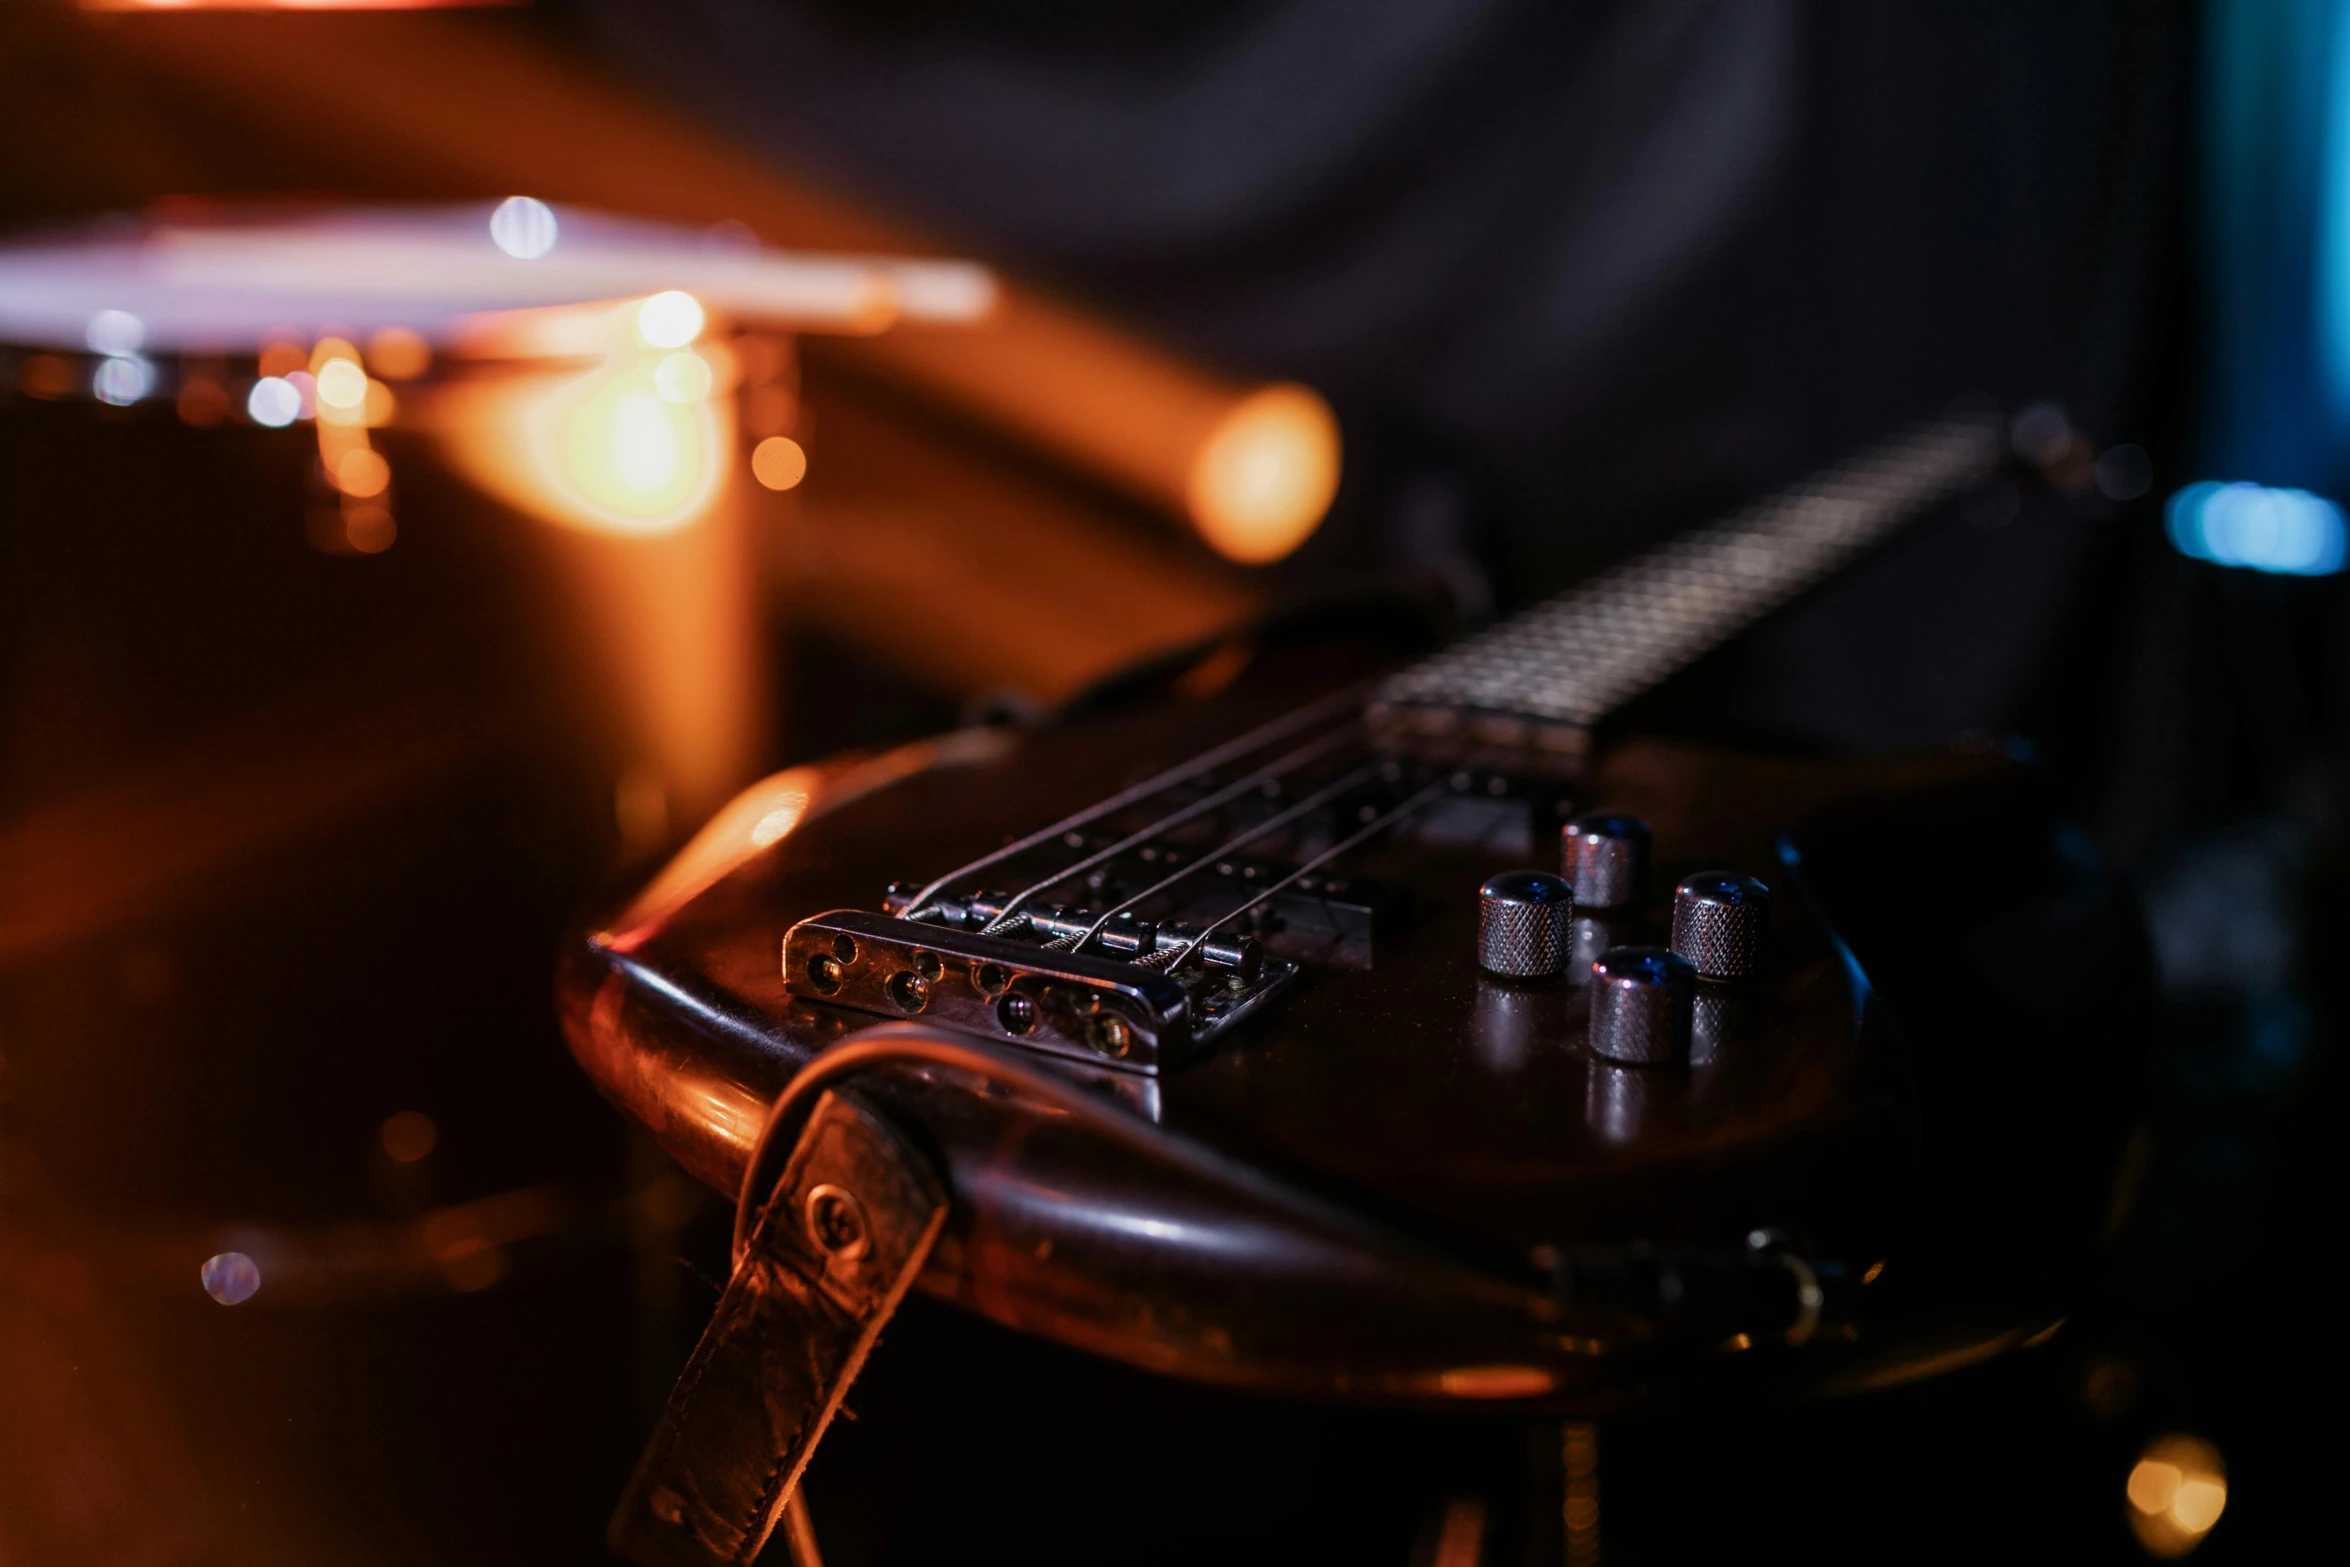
781 909 1295 1074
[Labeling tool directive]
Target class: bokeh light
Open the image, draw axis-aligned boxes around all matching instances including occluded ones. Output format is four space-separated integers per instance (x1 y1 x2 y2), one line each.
176 375 230 428
2011 399 2074 465
380 1110 438 1164
344 504 397 555
637 290 705 349
751 435 808 492
489 195 559 261
247 376 301 428
2166 480 2349 575
200 1251 261 1306
2127 1434 2227 1557
1185 383 1341 564
336 447 391 498
366 325 432 381
316 356 369 412
91 354 153 406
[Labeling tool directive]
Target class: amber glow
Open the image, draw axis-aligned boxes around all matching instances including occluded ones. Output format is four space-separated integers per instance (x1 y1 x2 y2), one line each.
437 296 731 538
1186 383 1341 564
421 293 762 858
337 448 391 498
1432 1498 1484 1567
366 326 432 381
176 375 230 427
344 504 397 554
562 372 715 522
606 770 813 946
308 337 360 375
1433 1364 1555 1398
19 354 72 399
855 292 1332 561
2127 1435 2227 1557
379 1111 438 1164
614 764 671 861
257 339 307 379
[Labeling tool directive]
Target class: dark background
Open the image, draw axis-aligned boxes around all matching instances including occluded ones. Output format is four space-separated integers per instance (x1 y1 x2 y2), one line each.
3 1 2345 1562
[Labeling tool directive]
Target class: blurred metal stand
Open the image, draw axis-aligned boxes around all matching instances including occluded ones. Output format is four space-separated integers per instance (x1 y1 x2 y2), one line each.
91 5 1343 569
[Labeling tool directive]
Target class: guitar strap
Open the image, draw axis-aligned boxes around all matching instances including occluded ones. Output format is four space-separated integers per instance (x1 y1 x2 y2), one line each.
608 1090 946 1567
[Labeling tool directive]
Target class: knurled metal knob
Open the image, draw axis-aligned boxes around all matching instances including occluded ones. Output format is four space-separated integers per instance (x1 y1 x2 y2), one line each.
1478 870 1573 978
1670 872 1771 981
1588 946 1695 1063
1562 813 1651 908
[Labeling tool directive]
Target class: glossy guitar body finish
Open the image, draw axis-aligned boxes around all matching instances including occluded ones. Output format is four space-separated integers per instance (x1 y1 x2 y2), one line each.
560 645 2152 1412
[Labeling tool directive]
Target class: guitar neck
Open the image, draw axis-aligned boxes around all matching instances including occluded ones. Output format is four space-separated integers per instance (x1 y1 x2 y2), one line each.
1368 415 2000 767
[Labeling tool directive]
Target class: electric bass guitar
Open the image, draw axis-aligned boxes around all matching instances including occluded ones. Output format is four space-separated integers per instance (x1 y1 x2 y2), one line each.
562 413 2150 1567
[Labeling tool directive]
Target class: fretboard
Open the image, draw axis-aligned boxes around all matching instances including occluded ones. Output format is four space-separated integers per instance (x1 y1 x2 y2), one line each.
1368 415 2000 765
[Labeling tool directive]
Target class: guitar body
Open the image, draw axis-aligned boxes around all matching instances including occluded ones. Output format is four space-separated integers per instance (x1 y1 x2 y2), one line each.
561 633 2151 1414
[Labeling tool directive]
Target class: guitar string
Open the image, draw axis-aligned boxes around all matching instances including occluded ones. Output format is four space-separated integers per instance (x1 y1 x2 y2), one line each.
1049 756 1390 954
975 720 1367 934
898 413 1997 959
1140 777 1451 971
893 682 1368 918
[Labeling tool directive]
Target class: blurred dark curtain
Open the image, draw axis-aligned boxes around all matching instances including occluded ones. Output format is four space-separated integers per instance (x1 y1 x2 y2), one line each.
575 0 2189 755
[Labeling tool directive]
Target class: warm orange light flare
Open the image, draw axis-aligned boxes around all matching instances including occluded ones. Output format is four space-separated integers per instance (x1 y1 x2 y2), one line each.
565 373 714 519
1185 383 1341 564
2127 1435 2227 1558
437 296 731 537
